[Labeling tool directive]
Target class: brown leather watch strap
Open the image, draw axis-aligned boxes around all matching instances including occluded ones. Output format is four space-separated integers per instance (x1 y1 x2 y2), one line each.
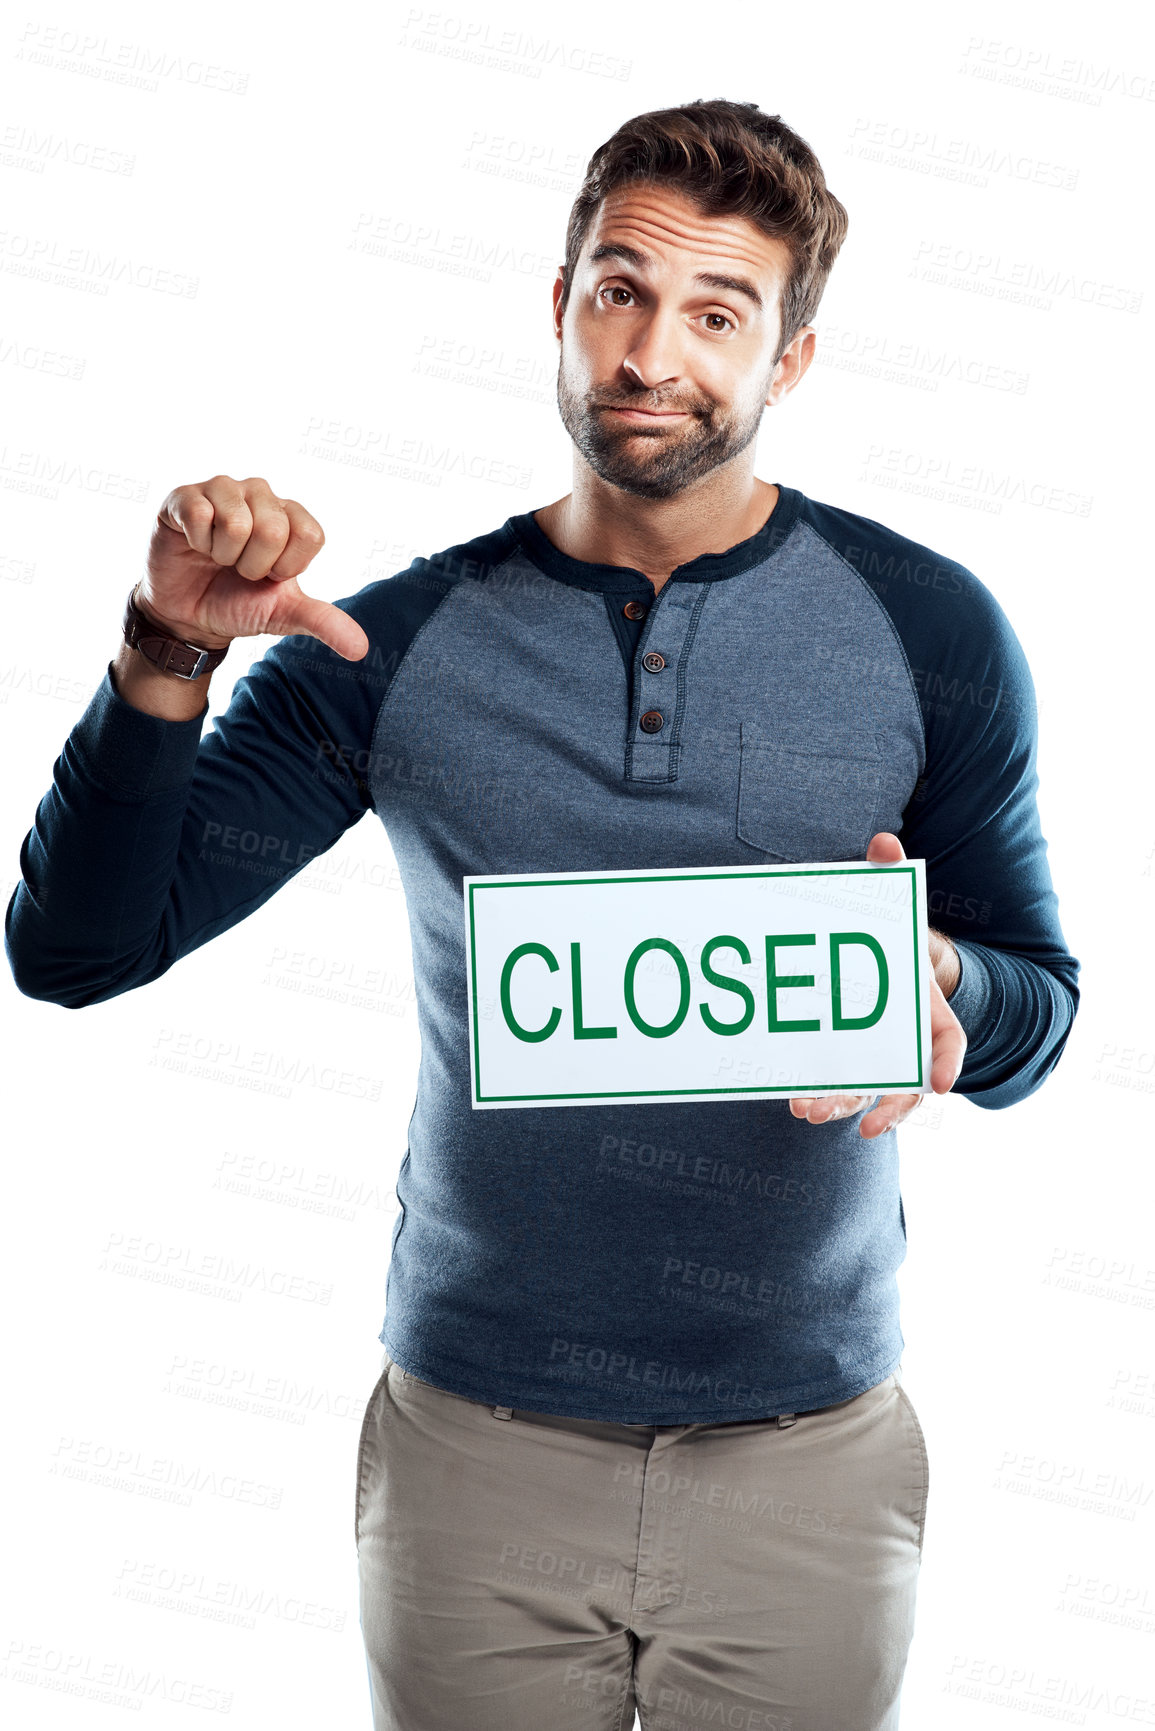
122 585 231 681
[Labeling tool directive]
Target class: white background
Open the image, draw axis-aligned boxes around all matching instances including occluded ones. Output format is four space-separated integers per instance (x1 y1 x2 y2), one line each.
2 1 1152 1725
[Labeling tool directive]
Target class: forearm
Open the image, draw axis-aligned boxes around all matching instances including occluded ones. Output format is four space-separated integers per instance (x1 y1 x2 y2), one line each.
110 639 217 721
6 623 377 1010
929 926 961 999
946 936 1079 1108
5 667 209 1007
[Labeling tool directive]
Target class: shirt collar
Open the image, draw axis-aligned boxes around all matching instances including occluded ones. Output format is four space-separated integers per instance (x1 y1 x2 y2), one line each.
506 484 803 593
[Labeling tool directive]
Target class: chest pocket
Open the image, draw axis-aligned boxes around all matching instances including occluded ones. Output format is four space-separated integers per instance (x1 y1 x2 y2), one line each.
736 719 881 863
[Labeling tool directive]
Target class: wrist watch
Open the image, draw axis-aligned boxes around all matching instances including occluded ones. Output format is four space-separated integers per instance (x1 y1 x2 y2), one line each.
122 584 230 681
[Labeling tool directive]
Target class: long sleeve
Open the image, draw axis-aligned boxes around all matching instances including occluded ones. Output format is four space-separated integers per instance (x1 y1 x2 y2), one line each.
898 595 1079 1108
4 571 445 1008
801 496 1080 1110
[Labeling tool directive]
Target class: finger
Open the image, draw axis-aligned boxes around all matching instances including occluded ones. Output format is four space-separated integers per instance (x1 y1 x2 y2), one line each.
160 484 216 558
859 1092 921 1138
928 976 967 1094
788 1092 871 1124
230 478 297 581
199 475 255 571
275 592 370 662
267 498 326 581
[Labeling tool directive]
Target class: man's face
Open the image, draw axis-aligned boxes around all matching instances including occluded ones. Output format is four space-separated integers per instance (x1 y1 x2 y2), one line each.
553 183 808 500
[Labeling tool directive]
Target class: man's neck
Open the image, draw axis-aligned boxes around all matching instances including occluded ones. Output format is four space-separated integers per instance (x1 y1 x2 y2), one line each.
533 478 780 596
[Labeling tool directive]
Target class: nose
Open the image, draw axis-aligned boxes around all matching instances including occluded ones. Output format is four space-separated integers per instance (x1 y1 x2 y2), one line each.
621 304 688 393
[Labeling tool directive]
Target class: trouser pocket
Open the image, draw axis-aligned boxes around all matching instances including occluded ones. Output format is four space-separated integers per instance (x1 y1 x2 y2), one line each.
354 1366 390 1548
894 1380 930 1555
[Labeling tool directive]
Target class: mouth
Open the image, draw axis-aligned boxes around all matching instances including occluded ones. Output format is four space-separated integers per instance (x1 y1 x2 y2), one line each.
603 406 691 424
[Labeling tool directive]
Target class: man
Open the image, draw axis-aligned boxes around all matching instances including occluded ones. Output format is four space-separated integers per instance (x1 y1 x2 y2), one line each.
6 99 1078 1729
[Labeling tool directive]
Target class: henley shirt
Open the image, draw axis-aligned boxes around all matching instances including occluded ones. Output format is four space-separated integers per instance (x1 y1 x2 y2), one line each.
5 483 1080 1423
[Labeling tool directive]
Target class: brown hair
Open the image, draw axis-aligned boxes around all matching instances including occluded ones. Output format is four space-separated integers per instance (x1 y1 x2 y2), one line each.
560 99 849 364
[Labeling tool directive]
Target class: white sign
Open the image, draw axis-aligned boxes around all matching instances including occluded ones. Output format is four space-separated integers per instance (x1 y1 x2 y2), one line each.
463 860 932 1110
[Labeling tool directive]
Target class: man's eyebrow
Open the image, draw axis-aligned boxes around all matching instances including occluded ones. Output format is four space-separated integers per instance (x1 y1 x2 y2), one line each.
587 242 764 313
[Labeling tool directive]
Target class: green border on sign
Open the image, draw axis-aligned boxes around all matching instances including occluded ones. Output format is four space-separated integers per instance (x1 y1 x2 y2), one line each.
467 867 923 1105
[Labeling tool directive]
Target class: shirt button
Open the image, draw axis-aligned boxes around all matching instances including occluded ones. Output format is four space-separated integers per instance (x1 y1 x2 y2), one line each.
639 710 664 733
642 651 666 673
623 600 648 621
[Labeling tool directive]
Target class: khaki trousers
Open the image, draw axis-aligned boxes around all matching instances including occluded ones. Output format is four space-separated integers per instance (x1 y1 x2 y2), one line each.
354 1351 929 1730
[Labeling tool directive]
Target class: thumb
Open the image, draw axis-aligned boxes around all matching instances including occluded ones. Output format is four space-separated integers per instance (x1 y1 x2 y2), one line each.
277 593 370 662
866 830 906 865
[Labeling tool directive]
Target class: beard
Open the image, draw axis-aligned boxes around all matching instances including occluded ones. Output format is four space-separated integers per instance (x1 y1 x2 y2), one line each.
555 342 772 501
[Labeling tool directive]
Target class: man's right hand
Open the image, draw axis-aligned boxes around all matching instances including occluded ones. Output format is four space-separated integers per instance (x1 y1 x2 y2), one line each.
137 474 369 662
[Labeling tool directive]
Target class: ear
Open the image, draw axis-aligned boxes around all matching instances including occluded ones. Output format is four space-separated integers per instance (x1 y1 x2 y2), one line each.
551 268 565 341
765 326 817 407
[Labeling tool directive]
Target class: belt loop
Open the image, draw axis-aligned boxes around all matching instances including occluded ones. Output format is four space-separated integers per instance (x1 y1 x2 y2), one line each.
493 1404 513 1420
776 1412 797 1429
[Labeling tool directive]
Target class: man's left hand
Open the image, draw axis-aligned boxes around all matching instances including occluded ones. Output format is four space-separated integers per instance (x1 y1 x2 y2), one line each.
788 831 967 1139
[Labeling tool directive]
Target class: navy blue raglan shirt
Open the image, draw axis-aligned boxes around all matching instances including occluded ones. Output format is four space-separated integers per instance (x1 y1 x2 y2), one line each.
5 485 1079 1423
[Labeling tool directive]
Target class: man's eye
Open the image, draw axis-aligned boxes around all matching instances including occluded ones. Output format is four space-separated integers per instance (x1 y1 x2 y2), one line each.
597 287 735 333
